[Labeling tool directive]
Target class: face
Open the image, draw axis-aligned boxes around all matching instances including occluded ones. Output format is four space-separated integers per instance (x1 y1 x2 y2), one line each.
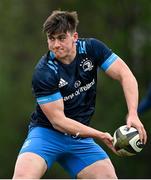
47 31 78 60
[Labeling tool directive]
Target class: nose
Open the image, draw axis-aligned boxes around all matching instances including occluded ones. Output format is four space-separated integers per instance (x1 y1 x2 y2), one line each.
54 39 61 48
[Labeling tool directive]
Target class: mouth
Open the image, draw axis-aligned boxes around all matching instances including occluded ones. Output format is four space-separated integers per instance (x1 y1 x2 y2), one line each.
54 49 64 54
53 50 65 58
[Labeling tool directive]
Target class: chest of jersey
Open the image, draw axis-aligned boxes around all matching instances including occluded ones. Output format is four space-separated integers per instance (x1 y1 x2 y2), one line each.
57 54 97 101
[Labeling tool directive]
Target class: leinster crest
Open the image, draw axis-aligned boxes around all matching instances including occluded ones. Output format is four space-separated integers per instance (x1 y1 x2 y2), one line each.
80 58 94 72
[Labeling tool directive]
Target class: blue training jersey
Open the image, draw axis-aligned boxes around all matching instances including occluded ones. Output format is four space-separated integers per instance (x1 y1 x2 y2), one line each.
30 38 118 129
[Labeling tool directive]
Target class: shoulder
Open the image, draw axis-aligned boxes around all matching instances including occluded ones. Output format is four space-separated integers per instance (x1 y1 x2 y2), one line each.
32 52 59 85
87 38 110 51
77 38 110 53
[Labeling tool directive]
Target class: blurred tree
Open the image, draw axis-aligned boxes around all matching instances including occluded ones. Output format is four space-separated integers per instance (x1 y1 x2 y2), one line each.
0 0 151 178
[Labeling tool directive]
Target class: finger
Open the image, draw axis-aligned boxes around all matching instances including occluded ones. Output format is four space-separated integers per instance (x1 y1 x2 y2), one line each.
137 127 143 143
112 147 117 154
138 126 147 144
126 122 131 129
142 127 147 144
109 144 117 154
108 141 117 153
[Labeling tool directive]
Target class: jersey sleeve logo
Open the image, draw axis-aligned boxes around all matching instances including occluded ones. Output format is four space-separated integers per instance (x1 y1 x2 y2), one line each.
59 78 68 88
80 58 94 72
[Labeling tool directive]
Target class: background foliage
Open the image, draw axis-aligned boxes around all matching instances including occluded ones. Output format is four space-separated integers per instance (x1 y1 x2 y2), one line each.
0 0 151 178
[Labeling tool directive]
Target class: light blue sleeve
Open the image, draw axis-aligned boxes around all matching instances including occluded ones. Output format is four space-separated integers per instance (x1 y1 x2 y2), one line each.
37 92 63 105
101 53 119 71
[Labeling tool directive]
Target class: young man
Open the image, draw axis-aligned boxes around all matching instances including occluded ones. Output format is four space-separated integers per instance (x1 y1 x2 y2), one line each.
13 10 147 179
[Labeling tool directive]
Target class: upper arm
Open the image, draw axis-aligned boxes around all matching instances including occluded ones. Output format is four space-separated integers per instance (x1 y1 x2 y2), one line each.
40 98 66 126
32 65 65 125
104 57 134 81
89 39 134 82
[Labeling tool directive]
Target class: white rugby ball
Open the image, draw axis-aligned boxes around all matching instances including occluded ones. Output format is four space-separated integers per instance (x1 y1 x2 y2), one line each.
113 125 144 156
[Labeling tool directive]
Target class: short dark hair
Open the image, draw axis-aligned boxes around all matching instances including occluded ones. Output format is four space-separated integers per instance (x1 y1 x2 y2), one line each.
43 10 79 36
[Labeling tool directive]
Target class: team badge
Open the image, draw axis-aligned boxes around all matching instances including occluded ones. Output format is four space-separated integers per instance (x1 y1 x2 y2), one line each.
80 58 94 72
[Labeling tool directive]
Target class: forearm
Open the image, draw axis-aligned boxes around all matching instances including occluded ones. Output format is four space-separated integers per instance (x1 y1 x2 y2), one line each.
52 115 104 139
40 98 113 147
106 58 139 115
121 74 138 115
51 115 115 152
40 100 105 139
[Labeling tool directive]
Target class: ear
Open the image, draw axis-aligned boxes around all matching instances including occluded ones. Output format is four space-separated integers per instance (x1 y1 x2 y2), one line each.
73 32 78 42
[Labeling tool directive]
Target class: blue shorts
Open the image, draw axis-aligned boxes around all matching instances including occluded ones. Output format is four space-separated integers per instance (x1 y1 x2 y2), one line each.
19 126 109 178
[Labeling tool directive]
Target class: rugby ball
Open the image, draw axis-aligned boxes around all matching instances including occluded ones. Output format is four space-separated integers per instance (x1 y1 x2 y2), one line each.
113 125 144 156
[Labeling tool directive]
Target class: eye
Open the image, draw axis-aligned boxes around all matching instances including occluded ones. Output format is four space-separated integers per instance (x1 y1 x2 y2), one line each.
47 35 55 41
49 37 55 41
58 35 66 41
